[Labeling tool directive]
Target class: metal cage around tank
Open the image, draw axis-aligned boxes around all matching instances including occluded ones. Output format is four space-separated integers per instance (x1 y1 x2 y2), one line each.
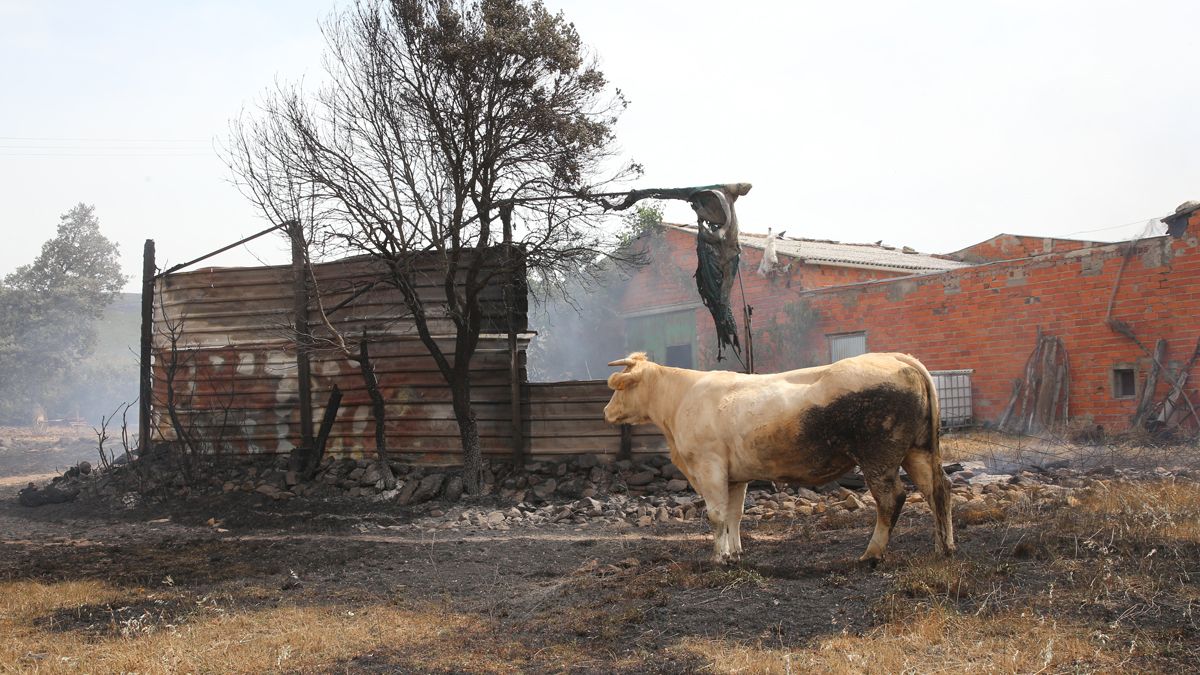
930 369 974 428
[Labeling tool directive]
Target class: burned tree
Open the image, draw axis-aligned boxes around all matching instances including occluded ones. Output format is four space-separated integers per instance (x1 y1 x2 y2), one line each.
227 0 638 493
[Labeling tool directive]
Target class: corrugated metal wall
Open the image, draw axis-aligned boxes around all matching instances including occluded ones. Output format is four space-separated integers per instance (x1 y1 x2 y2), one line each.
151 250 533 463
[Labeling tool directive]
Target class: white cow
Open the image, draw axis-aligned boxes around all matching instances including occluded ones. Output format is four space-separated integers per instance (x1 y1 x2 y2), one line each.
604 352 955 565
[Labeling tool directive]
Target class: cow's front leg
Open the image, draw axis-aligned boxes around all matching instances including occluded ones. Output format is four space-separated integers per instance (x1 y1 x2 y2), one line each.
689 460 735 564
725 481 749 562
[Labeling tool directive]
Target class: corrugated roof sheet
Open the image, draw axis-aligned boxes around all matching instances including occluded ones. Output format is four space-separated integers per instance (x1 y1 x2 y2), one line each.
665 224 971 272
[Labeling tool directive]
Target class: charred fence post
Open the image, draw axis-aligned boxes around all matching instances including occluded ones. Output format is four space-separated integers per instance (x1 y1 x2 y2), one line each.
138 239 155 457
743 303 755 374
288 221 315 467
619 424 633 461
304 385 343 480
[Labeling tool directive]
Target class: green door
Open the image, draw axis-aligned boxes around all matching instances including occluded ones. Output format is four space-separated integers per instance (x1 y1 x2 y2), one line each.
625 310 696 368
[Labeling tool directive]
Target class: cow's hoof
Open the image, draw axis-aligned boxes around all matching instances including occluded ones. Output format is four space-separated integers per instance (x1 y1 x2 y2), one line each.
858 555 882 570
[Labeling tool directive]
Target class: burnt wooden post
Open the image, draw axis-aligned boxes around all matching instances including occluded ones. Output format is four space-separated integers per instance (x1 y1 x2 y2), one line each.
619 424 633 461
501 205 525 464
304 385 343 479
288 221 315 455
743 304 755 374
138 239 155 455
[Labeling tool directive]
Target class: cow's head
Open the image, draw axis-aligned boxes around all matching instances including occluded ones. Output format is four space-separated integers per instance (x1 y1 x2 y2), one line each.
603 352 654 425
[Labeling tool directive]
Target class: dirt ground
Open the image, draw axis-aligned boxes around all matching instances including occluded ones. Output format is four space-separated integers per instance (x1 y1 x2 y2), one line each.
2 430 1199 673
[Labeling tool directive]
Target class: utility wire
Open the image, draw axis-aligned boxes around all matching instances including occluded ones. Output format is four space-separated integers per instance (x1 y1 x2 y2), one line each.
0 135 208 143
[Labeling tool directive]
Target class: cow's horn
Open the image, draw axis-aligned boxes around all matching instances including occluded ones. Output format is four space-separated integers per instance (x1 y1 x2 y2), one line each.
608 358 634 367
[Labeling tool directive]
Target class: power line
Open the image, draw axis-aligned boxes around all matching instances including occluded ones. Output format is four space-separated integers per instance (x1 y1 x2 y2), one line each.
0 144 206 149
1061 215 1163 237
0 152 212 158
0 135 209 143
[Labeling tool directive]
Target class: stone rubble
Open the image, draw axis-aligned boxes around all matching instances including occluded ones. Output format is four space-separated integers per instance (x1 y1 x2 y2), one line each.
19 446 1197 532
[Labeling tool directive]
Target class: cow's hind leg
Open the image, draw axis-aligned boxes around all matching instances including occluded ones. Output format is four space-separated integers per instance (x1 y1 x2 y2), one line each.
902 452 956 555
724 481 749 561
861 470 906 565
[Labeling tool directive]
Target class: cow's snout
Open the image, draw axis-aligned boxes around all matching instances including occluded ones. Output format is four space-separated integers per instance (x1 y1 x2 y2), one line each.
603 402 619 424
603 395 629 425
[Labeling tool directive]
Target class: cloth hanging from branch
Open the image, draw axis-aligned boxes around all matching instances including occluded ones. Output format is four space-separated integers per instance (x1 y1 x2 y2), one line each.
696 221 741 358
595 183 752 362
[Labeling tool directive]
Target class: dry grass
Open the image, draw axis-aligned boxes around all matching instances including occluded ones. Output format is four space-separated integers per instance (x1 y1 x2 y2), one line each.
0 580 579 673
956 502 1009 526
940 428 1200 469
673 606 1122 674
1058 480 1200 544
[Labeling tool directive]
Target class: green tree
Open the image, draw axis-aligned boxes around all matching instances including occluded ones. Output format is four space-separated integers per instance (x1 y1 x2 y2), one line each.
616 203 664 249
0 204 127 422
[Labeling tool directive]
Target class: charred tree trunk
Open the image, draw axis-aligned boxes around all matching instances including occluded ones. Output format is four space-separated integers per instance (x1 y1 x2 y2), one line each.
357 337 397 491
392 259 487 495
450 371 483 494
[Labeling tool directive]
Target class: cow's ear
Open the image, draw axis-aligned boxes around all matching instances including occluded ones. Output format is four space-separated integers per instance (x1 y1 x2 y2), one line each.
607 371 639 391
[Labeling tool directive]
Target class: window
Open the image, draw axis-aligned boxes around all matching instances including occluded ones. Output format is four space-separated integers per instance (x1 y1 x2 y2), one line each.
828 332 867 362
625 309 696 368
1113 368 1136 399
665 343 693 369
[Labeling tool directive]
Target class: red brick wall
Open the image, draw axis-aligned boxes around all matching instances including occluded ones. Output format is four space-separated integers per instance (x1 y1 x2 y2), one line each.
949 234 1103 263
618 228 911 370
796 214 1200 431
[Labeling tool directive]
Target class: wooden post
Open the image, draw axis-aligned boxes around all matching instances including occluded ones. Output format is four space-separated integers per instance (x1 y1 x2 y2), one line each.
743 303 755 374
501 205 525 464
138 239 155 455
619 424 633 461
1132 339 1168 429
289 221 314 454
304 385 343 480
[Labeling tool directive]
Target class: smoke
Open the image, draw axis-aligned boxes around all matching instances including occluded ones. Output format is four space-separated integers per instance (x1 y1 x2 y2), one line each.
44 292 140 426
527 272 629 383
0 286 138 484
0 427 98 483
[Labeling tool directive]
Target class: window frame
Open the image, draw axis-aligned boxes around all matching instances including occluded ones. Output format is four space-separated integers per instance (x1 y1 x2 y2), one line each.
1112 366 1137 399
827 331 868 363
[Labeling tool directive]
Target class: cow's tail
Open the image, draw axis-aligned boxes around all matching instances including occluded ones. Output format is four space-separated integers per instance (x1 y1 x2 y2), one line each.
894 353 955 555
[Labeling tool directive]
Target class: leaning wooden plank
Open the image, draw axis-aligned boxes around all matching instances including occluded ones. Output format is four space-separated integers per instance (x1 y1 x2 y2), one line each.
1132 339 1167 428
997 379 1022 431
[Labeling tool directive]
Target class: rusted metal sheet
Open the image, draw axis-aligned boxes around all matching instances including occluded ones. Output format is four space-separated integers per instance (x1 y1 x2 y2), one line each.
151 250 529 462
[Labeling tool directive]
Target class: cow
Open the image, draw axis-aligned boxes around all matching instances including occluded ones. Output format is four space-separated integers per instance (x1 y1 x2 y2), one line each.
603 352 955 565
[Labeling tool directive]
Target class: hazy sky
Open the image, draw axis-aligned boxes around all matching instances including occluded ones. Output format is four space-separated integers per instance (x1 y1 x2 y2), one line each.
2 0 1198 290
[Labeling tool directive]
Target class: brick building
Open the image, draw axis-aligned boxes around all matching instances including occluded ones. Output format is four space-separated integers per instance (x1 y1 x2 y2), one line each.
610 202 1200 432
616 224 967 371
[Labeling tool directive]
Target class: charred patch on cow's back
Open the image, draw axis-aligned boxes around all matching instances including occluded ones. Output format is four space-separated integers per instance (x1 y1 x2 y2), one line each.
799 384 926 462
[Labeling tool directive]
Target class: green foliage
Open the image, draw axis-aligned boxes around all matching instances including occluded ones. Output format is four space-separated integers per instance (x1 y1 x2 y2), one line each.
616 203 664 249
0 204 128 422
